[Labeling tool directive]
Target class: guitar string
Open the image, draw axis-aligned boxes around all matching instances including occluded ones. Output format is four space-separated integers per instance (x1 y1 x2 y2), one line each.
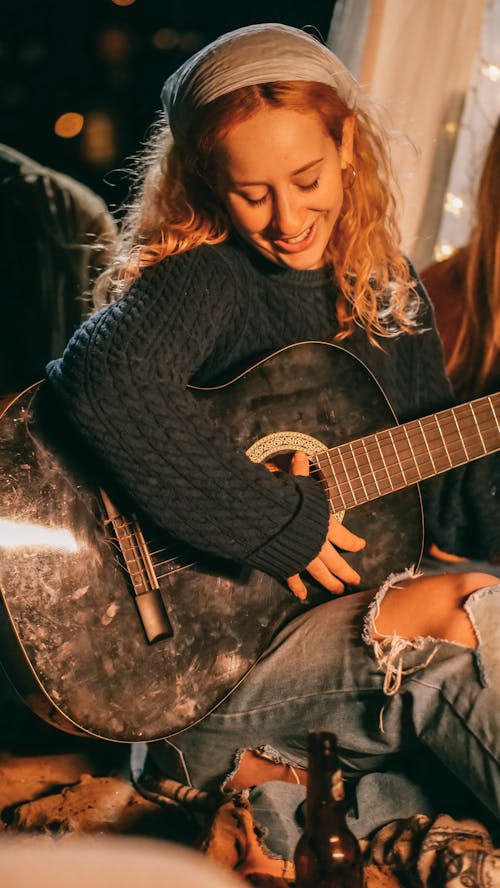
102 529 194 581
310 443 498 504
103 402 499 577
107 420 499 559
310 414 499 495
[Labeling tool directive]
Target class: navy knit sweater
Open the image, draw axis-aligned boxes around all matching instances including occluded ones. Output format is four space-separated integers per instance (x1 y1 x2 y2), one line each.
47 242 500 574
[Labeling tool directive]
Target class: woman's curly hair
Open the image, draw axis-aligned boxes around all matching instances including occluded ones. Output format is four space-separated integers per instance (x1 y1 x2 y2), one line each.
446 117 500 397
97 81 420 340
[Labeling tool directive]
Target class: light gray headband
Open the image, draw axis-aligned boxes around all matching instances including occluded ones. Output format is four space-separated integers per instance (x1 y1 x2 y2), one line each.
161 23 360 146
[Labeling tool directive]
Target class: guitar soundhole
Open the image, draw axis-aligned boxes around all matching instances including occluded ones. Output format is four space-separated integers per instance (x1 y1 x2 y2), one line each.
264 452 295 473
245 430 326 464
245 431 345 524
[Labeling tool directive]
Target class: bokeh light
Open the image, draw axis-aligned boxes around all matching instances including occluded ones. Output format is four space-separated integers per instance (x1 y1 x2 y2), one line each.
152 28 179 51
444 192 465 217
434 243 456 262
54 112 84 139
81 111 116 165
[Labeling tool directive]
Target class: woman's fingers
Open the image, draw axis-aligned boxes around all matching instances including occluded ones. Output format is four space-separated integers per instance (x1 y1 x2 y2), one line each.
286 573 308 600
286 450 367 599
327 514 365 553
290 450 310 475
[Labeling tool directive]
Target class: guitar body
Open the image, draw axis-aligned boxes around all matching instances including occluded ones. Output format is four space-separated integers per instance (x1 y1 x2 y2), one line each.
0 342 422 742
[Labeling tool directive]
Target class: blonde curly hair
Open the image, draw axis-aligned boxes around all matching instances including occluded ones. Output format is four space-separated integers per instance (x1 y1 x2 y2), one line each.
98 81 419 340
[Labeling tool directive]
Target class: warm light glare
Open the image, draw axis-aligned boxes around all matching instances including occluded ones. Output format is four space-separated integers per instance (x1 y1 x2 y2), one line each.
444 192 465 217
81 111 116 165
481 63 500 82
434 243 456 262
111 0 136 5
443 121 458 135
54 112 84 139
152 28 179 50
98 28 130 61
0 518 78 552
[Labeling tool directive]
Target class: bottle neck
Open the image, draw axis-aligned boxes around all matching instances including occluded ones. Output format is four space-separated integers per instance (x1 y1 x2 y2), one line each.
305 733 346 821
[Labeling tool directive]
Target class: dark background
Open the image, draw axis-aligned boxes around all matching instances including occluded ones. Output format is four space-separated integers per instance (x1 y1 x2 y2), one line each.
0 0 336 214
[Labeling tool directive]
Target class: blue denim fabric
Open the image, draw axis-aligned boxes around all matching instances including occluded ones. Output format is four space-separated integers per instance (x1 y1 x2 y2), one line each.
144 573 500 860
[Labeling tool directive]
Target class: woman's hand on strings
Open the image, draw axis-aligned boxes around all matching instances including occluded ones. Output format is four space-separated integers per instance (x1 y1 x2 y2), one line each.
286 451 366 600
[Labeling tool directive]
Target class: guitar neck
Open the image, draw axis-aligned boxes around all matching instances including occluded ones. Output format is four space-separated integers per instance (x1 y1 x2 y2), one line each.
315 392 500 512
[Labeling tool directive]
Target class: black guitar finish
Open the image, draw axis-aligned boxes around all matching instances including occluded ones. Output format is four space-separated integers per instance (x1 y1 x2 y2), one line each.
0 343 422 742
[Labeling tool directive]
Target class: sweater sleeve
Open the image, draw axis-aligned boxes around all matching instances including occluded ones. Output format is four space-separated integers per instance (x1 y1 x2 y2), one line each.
47 247 329 578
407 272 500 562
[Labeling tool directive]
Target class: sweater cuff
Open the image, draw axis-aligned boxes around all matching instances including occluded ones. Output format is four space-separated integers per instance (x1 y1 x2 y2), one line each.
245 475 330 578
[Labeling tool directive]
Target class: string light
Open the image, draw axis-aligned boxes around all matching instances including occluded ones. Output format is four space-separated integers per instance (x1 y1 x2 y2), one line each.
481 62 500 82
434 243 456 262
444 192 465 217
434 43 499 264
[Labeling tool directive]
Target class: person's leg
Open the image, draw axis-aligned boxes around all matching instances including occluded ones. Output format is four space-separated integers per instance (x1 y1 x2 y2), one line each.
147 587 393 876
364 571 500 819
144 571 500 873
371 571 498 646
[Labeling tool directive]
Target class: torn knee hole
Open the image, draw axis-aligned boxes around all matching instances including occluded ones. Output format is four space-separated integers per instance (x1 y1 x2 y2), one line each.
373 583 478 648
225 748 306 791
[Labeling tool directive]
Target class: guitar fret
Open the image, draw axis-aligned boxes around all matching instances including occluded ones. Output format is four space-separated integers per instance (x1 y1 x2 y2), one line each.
377 429 405 487
452 404 488 458
349 443 386 501
386 427 421 484
310 391 498 516
351 438 398 499
490 395 500 434
373 434 394 492
417 418 438 473
402 420 436 475
433 415 453 467
388 428 409 483
347 442 369 500
361 437 382 496
402 425 422 480
314 453 346 513
324 450 349 510
471 398 499 450
336 445 360 506
450 409 470 462
469 404 487 454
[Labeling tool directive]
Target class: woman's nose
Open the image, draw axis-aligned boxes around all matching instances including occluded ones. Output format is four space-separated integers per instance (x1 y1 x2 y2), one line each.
272 191 303 235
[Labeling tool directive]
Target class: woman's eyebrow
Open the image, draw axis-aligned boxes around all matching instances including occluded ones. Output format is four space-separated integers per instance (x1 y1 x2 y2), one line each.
233 157 324 187
291 157 323 175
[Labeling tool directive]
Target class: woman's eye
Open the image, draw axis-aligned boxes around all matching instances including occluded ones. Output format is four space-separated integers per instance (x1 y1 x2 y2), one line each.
299 178 320 192
244 193 269 207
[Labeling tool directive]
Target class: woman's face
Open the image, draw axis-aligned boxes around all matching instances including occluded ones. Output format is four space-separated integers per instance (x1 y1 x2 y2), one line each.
214 107 354 270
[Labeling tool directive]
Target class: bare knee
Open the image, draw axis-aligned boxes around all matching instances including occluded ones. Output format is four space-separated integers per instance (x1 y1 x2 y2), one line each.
373 571 497 647
226 749 307 791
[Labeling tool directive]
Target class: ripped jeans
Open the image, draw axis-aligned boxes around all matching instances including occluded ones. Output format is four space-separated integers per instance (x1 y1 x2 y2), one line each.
136 571 500 860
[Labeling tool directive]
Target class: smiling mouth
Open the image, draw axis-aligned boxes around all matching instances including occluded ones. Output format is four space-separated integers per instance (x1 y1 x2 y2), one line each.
273 221 316 252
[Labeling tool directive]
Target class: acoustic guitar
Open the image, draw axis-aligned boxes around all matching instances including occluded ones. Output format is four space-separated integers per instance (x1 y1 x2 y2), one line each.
0 342 498 742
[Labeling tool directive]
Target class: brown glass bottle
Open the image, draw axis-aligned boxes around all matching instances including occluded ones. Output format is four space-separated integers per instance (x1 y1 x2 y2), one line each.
294 732 364 888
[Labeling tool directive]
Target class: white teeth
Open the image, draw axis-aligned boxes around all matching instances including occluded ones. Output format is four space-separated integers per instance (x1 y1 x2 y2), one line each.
284 225 312 244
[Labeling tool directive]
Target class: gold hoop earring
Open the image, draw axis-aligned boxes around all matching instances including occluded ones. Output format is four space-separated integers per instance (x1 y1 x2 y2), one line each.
342 163 357 189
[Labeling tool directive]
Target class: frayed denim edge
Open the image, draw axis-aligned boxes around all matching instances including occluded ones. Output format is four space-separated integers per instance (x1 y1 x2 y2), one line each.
464 585 499 687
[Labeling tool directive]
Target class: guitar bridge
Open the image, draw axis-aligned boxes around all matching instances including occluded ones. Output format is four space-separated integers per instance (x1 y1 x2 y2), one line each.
99 489 173 644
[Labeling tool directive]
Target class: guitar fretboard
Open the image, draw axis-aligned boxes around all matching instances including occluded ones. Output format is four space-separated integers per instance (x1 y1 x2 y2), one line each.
314 393 500 513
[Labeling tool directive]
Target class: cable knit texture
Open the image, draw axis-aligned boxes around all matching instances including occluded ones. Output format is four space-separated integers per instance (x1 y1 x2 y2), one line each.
47 241 500 574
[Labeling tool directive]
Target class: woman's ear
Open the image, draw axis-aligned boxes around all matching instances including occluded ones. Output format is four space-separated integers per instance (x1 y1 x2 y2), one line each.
340 116 355 169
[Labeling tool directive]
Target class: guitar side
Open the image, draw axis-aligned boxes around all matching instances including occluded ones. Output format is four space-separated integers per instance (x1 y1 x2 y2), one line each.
0 343 422 742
